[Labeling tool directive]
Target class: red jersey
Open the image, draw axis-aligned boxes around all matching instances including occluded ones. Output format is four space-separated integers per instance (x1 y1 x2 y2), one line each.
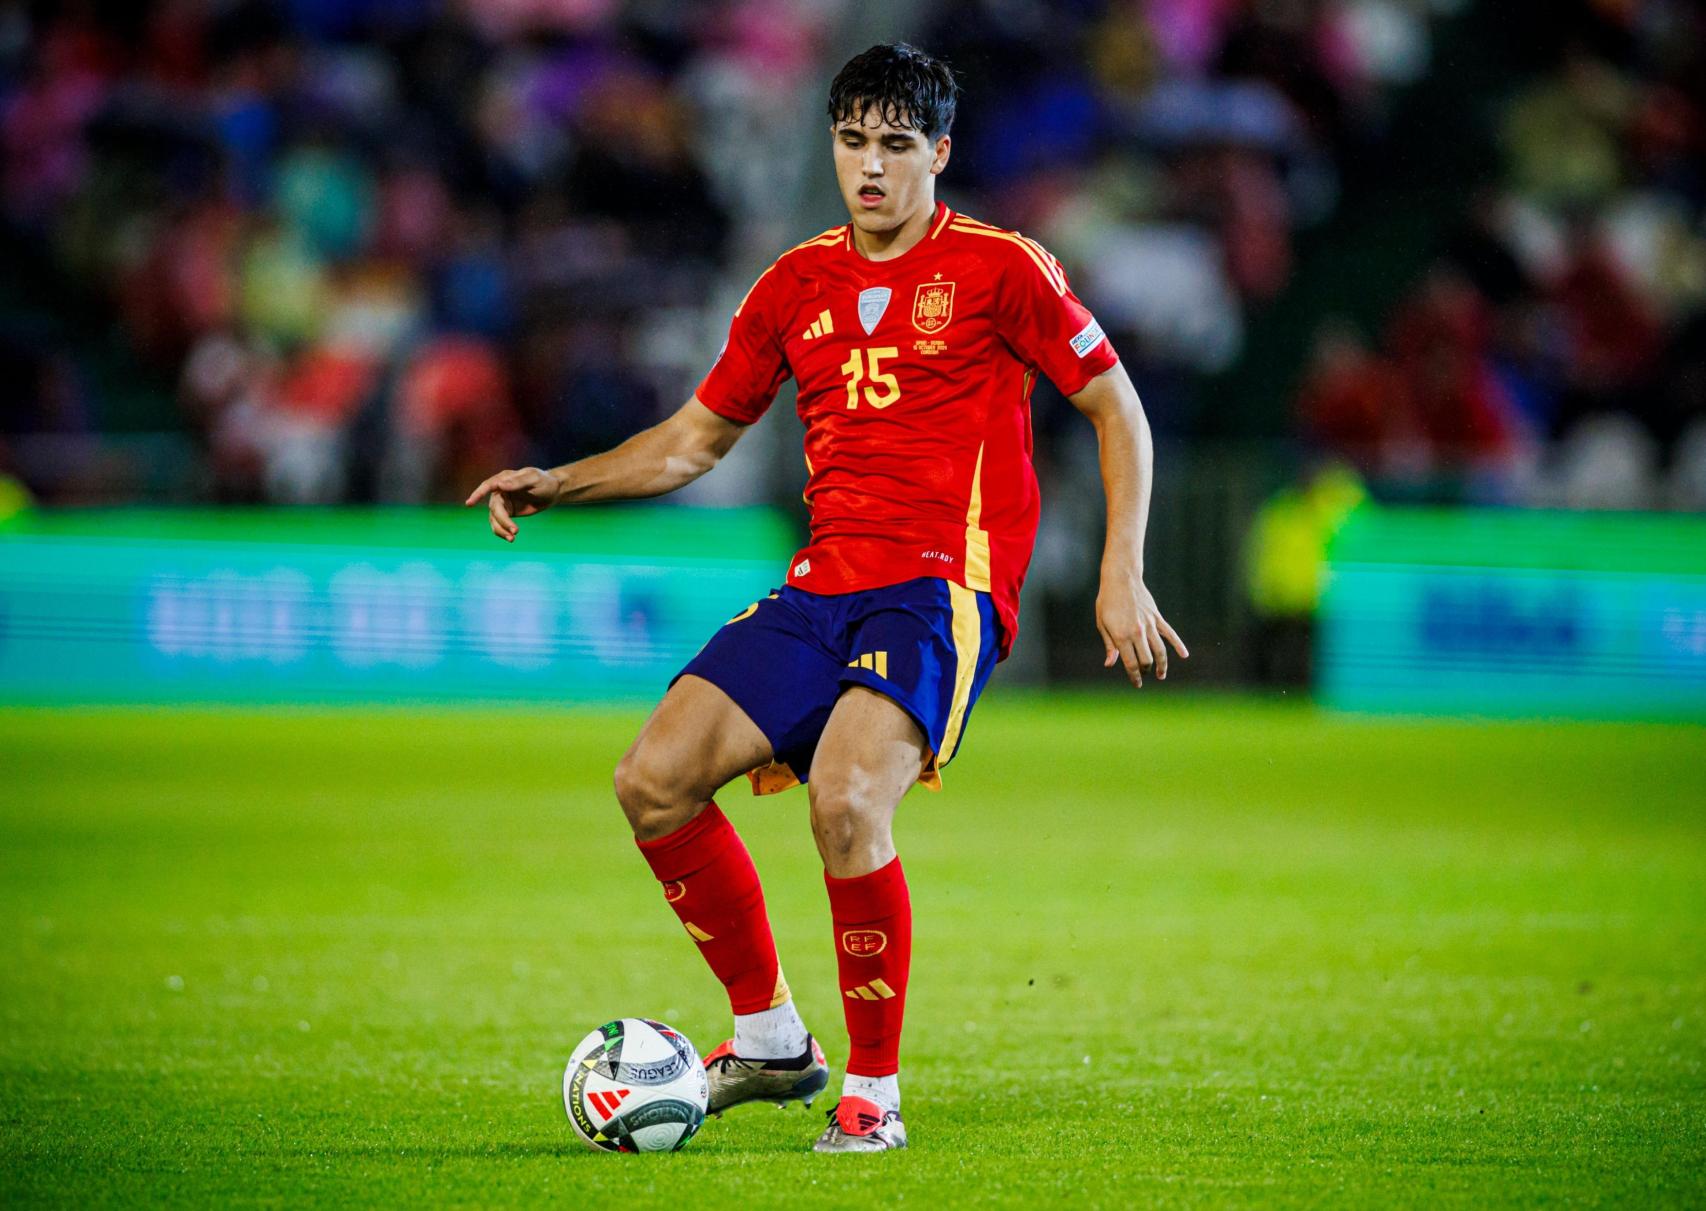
696 202 1118 659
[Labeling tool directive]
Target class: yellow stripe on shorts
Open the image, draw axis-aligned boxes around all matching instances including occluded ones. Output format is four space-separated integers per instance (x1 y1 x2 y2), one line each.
938 582 982 765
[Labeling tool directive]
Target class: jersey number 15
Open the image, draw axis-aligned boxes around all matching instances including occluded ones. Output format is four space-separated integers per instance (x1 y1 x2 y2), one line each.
840 347 901 410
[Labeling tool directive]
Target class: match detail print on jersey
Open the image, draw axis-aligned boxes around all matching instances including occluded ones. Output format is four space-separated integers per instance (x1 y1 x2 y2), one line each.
694 202 1119 660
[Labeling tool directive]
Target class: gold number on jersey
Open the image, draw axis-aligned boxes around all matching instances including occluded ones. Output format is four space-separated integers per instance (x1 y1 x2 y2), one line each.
839 346 901 410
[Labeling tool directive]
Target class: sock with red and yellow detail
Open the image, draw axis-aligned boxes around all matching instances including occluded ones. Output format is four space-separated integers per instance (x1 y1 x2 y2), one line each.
825 856 911 1111
635 803 800 1050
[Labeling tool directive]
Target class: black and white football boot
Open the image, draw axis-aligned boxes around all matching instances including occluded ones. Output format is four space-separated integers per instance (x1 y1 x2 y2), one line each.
703 1035 829 1115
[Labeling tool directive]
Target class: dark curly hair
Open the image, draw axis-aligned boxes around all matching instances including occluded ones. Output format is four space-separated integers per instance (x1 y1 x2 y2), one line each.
827 43 959 139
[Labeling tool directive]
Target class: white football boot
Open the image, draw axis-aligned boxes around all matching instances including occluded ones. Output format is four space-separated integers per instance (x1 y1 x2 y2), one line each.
811 1096 908 1153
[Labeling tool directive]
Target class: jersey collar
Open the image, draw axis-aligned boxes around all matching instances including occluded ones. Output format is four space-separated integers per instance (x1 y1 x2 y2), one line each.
843 201 955 260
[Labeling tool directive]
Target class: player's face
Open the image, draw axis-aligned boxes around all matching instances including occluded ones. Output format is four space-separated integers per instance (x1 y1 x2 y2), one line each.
832 108 951 234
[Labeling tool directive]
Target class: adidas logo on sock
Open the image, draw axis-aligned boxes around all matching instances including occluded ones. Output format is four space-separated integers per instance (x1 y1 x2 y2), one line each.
843 979 897 1001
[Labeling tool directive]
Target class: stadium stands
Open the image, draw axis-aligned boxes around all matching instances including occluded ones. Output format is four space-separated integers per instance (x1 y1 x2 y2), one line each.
0 0 823 503
3 0 1700 683
3 0 1481 506
1293 0 1706 508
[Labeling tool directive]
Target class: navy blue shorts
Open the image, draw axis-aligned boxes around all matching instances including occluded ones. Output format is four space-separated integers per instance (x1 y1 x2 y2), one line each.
675 577 1000 794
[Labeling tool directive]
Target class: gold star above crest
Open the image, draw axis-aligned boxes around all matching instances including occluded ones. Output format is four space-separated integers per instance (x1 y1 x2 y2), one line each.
933 272 943 280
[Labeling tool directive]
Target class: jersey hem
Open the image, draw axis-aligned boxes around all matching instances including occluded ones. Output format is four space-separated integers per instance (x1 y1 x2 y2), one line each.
785 567 1015 661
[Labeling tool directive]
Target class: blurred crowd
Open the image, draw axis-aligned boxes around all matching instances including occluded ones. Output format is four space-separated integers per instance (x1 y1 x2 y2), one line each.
0 0 827 502
5 0 1701 514
1295 0 1706 509
928 0 1463 435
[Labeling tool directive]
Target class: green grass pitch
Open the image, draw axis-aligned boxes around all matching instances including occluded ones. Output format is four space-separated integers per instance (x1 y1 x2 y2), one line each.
2 694 1703 1207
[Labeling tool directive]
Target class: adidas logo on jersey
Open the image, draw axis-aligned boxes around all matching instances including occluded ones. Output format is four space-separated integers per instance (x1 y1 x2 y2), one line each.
800 309 835 340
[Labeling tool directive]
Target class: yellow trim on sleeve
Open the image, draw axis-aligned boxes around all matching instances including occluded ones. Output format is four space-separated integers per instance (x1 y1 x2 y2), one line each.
733 264 774 318
1015 232 1066 286
948 221 1067 295
792 225 848 251
735 228 847 317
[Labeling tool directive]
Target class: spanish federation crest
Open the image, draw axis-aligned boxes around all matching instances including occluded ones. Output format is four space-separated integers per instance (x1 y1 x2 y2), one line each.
857 287 891 335
912 281 955 334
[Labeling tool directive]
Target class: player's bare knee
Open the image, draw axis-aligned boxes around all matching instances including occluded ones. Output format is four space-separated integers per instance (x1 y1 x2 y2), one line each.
613 747 691 839
610 753 651 829
808 771 890 863
808 791 854 863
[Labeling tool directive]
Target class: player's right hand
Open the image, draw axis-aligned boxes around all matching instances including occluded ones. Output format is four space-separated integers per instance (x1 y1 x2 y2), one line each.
464 467 562 542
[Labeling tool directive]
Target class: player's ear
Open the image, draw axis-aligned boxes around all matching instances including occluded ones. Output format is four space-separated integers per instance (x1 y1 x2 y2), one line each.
930 134 951 175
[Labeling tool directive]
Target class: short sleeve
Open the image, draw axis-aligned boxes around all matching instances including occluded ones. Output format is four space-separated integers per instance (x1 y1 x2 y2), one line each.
992 237 1118 397
695 266 791 424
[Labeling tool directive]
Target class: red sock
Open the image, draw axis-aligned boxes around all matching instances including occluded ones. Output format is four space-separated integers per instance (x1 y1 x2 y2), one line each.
635 803 789 1015
825 857 912 1077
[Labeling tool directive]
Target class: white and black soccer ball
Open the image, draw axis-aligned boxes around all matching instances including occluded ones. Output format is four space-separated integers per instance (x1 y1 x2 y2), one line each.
563 1018 708 1153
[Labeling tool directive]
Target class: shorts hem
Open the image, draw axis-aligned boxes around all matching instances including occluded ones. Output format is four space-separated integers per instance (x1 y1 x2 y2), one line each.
671 667 791 770
837 670 944 791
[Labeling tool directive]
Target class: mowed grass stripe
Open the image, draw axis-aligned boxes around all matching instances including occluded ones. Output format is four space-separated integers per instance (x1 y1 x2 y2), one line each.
1 696 1702 1207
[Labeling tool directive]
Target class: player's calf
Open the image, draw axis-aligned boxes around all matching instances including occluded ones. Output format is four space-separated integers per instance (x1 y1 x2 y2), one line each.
807 689 922 1138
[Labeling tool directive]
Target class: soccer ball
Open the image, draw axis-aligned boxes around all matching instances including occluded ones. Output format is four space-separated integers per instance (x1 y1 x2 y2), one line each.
563 1018 708 1153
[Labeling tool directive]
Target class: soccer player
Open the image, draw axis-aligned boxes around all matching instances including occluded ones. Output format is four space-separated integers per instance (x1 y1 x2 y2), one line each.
466 43 1186 1153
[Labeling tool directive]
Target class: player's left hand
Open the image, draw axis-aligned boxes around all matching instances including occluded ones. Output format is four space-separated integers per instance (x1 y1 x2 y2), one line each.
1095 569 1188 688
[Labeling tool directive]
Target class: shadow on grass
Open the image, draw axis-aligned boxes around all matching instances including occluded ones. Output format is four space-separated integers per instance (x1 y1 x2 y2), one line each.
276 1136 810 1161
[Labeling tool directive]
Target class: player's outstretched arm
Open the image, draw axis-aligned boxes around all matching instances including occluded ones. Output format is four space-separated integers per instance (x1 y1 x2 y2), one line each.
1069 362 1189 687
464 397 748 542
